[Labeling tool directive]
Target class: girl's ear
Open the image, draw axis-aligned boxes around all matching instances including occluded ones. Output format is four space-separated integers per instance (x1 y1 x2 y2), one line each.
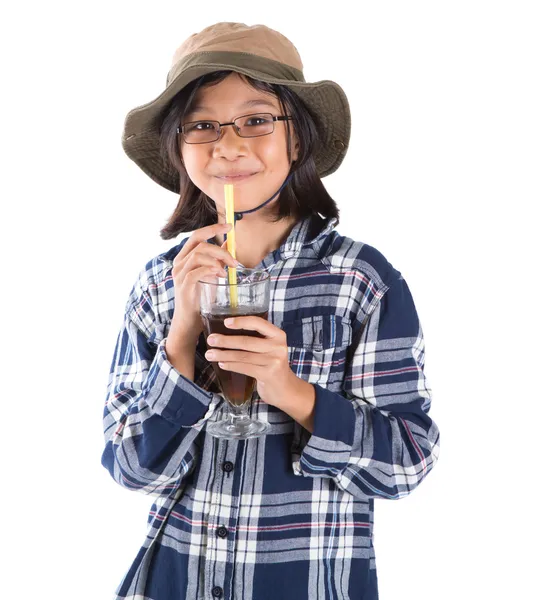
292 139 300 162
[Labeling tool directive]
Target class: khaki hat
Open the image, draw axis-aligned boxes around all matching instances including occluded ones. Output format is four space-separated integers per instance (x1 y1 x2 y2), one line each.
122 22 351 194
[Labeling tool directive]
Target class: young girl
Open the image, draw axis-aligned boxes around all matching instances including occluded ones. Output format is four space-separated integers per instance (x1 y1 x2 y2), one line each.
102 22 440 600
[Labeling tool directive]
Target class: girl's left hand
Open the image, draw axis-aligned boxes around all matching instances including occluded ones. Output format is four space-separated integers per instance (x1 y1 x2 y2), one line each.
204 316 297 409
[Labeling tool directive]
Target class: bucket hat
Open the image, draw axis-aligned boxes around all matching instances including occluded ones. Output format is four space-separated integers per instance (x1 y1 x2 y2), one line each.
122 22 351 194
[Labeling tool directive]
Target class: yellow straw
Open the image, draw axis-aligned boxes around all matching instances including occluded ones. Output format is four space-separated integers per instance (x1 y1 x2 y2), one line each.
224 184 239 308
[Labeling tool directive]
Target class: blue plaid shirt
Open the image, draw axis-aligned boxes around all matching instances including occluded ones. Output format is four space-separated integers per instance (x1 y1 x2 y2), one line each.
101 214 440 600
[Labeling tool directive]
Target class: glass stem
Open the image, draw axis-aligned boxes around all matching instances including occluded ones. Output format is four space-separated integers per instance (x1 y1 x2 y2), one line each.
227 401 250 427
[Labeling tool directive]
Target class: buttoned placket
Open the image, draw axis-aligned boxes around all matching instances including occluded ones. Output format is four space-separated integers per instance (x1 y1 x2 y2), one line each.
203 437 242 600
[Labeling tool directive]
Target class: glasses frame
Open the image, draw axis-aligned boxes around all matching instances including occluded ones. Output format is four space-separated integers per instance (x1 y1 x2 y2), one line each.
176 112 293 144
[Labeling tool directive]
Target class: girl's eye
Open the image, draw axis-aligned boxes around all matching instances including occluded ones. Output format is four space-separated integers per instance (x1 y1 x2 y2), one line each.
244 116 268 127
193 121 215 131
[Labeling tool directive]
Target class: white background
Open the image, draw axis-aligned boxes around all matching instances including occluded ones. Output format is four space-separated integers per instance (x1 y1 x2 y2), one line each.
1 1 553 598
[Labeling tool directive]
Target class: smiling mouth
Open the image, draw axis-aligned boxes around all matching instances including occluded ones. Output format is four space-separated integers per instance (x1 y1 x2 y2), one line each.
215 173 258 182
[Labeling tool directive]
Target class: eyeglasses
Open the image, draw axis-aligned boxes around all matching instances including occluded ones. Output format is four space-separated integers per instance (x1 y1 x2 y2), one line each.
177 112 293 144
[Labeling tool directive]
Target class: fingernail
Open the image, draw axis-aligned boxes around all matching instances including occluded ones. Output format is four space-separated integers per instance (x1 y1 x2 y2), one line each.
205 351 215 359
225 318 235 326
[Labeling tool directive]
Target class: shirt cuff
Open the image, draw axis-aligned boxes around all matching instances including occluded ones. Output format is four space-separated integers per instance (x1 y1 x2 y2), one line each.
144 337 223 429
293 384 356 477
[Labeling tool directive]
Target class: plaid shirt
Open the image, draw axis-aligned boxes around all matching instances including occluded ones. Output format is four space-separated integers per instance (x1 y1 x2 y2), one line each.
101 214 440 600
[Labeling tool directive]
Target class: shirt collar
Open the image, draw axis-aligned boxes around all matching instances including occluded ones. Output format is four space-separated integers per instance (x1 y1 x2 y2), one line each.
159 214 338 265
278 213 337 260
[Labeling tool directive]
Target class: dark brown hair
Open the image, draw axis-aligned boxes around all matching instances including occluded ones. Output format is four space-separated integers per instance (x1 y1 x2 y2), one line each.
158 70 339 240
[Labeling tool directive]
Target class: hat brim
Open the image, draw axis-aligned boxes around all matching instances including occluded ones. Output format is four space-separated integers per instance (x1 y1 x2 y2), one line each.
122 57 351 194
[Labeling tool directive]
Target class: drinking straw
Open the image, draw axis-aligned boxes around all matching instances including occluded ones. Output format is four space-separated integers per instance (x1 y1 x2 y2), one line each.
224 184 239 308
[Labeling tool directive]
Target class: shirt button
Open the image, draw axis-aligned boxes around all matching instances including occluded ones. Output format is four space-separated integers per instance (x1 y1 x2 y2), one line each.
216 526 228 538
222 461 234 472
212 586 223 598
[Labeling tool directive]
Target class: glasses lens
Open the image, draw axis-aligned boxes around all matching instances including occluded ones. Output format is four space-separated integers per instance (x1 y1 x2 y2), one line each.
235 113 274 138
183 121 219 144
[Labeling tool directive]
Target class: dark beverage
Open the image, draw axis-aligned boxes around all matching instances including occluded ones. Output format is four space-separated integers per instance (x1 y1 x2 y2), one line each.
201 307 269 406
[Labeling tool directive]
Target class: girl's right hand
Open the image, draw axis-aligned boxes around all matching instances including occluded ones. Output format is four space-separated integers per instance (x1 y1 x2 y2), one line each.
168 222 239 344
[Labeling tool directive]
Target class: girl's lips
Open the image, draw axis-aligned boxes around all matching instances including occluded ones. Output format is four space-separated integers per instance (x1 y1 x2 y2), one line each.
215 173 258 183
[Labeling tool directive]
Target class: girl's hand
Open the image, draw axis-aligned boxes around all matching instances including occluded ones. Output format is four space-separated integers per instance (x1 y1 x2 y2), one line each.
170 223 239 342
204 316 299 409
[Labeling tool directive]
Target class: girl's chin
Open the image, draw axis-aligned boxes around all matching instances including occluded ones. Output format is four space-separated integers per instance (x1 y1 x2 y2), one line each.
210 187 272 210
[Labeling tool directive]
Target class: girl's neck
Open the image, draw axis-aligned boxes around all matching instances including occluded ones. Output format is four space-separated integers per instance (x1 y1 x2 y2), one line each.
214 213 298 269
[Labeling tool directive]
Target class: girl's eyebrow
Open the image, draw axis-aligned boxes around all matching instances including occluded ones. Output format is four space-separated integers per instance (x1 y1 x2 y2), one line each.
188 98 278 116
238 99 278 110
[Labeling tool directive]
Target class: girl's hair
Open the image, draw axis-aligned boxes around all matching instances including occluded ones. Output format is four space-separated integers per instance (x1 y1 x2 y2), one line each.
158 70 339 239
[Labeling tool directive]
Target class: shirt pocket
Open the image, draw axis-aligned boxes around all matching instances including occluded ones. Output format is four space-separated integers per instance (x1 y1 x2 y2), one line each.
281 314 352 475
281 313 352 389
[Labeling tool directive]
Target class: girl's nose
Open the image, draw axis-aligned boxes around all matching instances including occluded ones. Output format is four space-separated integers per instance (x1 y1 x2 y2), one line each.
212 126 248 159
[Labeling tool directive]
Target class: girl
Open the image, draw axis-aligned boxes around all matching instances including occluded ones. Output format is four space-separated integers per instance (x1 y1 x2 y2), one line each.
102 22 440 600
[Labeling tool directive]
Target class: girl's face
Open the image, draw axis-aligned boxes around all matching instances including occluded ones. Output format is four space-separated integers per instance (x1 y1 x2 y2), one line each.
180 72 298 214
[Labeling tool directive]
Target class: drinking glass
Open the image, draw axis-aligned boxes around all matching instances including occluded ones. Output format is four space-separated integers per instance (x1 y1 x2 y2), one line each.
199 268 271 439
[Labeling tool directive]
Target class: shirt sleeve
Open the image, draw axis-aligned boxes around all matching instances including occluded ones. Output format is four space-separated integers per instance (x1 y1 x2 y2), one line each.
101 285 223 496
293 272 441 500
